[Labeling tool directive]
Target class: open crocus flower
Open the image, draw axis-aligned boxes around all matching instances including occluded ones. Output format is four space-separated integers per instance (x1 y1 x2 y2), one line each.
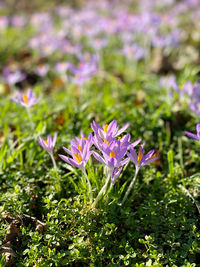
59 132 93 202
128 144 158 169
92 139 130 170
91 120 141 151
91 120 130 139
59 133 93 170
38 133 58 170
38 133 58 155
11 89 40 108
185 124 200 141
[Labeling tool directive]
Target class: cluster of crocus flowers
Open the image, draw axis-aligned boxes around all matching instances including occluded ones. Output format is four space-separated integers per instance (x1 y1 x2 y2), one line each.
58 120 158 207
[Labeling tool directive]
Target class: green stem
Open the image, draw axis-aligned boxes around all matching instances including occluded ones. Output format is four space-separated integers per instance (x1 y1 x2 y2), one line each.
93 169 112 208
26 107 34 130
121 167 139 205
50 153 58 172
83 169 93 203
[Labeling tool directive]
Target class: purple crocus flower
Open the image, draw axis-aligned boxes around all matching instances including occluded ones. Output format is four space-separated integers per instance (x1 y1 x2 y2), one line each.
189 100 200 116
38 133 58 170
59 132 93 170
91 120 129 140
120 43 146 61
92 138 130 178
68 55 98 85
128 144 158 169
3 68 26 85
0 16 9 30
185 124 200 141
54 62 69 74
34 64 49 77
92 138 130 207
59 132 93 201
11 15 26 28
38 133 57 154
11 89 40 108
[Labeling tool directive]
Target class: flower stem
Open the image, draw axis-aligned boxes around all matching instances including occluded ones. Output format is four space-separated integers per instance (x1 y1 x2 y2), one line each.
93 171 111 208
26 107 34 130
121 167 140 205
50 153 58 172
82 169 93 203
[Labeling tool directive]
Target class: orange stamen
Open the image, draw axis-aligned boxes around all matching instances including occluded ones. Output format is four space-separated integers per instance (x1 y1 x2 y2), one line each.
104 124 108 133
45 140 48 145
73 153 82 163
104 139 109 145
137 152 143 164
77 145 82 151
23 94 28 104
110 151 116 158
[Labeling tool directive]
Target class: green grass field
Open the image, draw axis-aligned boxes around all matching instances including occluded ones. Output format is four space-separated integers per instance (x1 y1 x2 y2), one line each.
1 1 200 266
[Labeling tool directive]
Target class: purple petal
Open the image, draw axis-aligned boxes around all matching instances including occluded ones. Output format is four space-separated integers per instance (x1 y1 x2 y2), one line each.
92 151 106 164
52 133 57 147
130 138 142 148
185 131 200 141
120 157 130 166
196 124 200 138
116 123 130 137
63 146 72 156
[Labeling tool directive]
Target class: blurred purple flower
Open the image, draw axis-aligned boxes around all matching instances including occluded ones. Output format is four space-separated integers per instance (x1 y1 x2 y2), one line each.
34 64 49 77
54 62 69 74
120 43 146 60
68 55 98 85
3 68 26 85
11 89 40 107
0 16 8 30
11 15 26 28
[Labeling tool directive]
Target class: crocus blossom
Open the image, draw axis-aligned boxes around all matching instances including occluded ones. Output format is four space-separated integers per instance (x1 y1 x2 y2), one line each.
38 133 58 170
11 89 40 108
3 68 26 85
59 132 93 202
59 132 93 170
38 133 58 154
128 144 158 168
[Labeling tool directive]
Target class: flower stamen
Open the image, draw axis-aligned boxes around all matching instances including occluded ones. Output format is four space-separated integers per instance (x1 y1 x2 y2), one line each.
74 153 82 163
104 124 108 133
77 145 82 151
110 151 116 158
137 152 143 164
23 94 28 105
104 139 109 145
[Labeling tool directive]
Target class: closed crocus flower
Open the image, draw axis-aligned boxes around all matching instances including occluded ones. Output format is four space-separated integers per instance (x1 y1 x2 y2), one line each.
38 133 58 171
